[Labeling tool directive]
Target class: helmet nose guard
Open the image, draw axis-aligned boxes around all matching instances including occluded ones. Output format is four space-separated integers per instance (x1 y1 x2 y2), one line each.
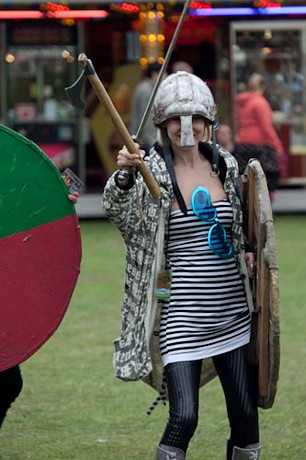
180 114 194 147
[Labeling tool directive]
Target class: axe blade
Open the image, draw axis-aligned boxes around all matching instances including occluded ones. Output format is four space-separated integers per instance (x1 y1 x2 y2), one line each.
65 69 87 110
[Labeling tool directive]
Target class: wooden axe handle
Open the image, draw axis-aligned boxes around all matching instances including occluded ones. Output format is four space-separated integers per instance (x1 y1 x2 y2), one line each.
78 53 160 199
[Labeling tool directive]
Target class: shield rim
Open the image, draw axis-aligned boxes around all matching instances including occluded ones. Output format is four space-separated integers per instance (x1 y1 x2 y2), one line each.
242 158 280 409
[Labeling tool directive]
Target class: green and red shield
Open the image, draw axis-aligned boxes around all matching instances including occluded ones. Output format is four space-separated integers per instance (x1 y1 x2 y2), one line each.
0 125 82 371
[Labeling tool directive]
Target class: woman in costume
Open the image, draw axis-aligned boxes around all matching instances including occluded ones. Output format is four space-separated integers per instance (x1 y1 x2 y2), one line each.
103 71 260 459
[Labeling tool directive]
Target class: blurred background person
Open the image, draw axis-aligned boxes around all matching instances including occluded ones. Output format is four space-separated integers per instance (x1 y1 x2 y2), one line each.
216 123 280 200
216 124 235 154
235 73 284 199
171 60 194 74
130 62 163 153
236 73 284 157
0 367 23 429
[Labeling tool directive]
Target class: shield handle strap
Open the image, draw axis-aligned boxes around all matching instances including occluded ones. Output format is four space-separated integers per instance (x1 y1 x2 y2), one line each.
78 53 161 199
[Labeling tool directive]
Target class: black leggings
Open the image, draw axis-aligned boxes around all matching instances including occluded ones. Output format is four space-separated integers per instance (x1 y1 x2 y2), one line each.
0 366 23 428
160 345 259 455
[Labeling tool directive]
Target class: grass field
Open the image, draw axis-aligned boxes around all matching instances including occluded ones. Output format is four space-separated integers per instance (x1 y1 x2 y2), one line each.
2 215 306 459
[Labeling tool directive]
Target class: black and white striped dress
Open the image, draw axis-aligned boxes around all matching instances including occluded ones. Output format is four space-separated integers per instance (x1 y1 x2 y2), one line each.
160 199 251 366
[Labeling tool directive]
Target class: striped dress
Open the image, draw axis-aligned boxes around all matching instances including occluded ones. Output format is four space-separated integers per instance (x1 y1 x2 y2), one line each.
160 199 251 366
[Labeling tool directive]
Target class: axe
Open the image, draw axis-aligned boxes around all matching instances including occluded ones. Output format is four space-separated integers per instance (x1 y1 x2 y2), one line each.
65 54 161 198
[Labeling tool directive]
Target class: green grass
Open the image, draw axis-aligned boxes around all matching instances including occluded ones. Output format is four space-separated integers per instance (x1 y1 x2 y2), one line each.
2 216 306 459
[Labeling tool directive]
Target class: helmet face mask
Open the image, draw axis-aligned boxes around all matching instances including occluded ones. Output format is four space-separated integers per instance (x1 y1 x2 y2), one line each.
152 71 217 147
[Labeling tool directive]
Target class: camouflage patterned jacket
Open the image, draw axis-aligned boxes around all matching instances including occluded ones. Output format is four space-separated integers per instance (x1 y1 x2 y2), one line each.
102 142 253 394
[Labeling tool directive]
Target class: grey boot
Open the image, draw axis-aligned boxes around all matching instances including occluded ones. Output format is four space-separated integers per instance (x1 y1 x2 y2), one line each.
155 444 186 460
232 443 261 460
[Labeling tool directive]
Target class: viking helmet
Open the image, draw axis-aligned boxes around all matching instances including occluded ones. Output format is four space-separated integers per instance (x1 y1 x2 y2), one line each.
152 71 217 147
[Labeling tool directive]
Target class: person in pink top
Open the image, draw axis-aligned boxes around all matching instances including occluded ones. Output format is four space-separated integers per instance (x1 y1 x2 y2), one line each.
235 73 284 200
236 73 284 156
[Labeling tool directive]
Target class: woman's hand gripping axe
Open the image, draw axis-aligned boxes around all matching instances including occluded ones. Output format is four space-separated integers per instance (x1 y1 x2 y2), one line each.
65 53 160 199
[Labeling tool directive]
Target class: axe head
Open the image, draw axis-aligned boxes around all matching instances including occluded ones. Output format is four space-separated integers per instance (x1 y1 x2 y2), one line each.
65 69 87 110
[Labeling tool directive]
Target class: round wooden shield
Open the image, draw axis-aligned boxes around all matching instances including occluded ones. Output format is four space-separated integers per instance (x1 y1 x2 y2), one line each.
0 125 82 371
242 158 280 409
